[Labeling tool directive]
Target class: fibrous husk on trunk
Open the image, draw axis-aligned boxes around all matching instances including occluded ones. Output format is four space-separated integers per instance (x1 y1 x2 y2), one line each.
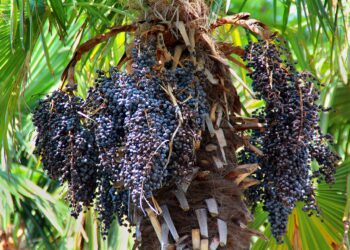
137 116 265 249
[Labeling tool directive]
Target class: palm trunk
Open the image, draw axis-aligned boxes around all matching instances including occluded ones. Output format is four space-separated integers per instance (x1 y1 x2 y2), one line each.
139 126 259 249
133 3 264 248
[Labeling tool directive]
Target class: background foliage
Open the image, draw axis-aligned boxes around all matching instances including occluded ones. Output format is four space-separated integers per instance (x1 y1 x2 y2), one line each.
0 0 349 249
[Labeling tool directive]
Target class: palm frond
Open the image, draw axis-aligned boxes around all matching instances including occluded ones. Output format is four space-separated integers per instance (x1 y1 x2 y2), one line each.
0 164 70 249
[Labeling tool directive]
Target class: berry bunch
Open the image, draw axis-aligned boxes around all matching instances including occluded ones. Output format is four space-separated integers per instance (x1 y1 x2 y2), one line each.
32 91 98 217
241 40 340 242
32 37 209 235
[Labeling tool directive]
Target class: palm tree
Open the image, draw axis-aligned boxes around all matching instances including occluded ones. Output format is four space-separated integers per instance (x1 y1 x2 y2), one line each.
0 0 349 249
